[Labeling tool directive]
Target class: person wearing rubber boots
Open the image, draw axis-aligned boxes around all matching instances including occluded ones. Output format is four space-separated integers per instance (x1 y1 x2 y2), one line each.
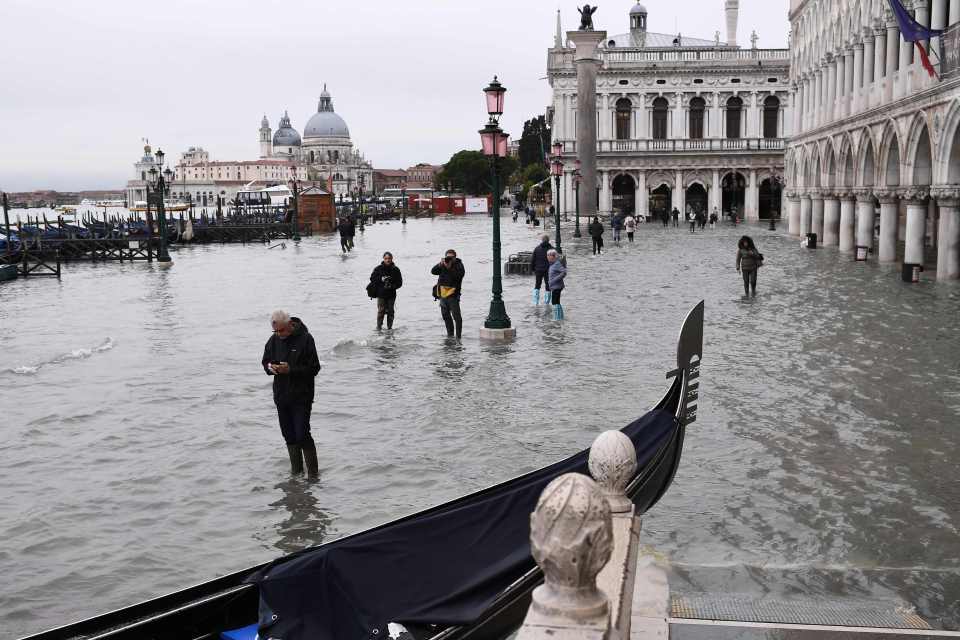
262 310 321 477
547 249 567 321
529 234 553 305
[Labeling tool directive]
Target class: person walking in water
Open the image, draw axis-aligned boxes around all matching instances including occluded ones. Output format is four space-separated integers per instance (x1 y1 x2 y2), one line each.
369 251 403 330
611 211 623 245
262 310 321 477
530 234 554 305
625 213 636 242
736 235 763 297
687 208 697 232
431 249 466 338
337 217 353 253
547 249 567 320
588 216 604 255
671 207 680 227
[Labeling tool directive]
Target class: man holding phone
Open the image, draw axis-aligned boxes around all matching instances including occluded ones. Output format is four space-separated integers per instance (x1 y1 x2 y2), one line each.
431 249 466 339
262 310 321 477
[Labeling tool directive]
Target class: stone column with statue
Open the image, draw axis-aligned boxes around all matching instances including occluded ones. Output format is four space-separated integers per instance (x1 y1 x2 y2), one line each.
568 6 606 224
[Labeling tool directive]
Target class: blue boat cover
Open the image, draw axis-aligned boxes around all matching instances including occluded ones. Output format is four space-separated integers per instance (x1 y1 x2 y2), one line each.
221 623 259 640
248 404 679 640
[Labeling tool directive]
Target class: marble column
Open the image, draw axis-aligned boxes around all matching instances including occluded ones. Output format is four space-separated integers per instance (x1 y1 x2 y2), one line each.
903 190 928 264
932 0 947 67
569 29 606 223
636 171 647 219
711 169 722 213
747 169 758 220
876 191 900 262
823 195 841 245
800 193 813 236
933 189 960 279
856 192 876 250
788 193 801 235
826 56 837 123
852 42 864 113
836 53 847 118
675 170 685 217
844 48 855 112
600 170 612 215
793 84 803 134
862 31 875 106
839 194 856 251
814 69 823 129
886 22 900 104
812 192 825 239
874 26 887 81
899 26 914 98
952 0 960 29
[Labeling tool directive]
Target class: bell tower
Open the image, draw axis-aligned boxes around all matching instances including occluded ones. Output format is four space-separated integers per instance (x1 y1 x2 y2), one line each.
259 114 272 158
630 3 648 48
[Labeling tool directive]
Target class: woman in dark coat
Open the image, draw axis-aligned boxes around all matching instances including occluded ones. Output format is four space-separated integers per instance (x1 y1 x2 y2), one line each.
736 236 762 297
588 217 604 255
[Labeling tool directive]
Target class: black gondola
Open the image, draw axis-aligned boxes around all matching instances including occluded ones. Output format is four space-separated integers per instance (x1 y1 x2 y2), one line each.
20 302 704 640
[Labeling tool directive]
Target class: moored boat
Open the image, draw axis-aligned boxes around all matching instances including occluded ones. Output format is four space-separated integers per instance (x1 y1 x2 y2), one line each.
19 302 704 640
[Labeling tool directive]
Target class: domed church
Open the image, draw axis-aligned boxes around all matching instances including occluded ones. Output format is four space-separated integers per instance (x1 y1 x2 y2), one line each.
258 85 372 196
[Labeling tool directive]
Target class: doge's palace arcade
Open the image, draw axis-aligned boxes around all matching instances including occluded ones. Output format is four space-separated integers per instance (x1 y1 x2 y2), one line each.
785 0 960 280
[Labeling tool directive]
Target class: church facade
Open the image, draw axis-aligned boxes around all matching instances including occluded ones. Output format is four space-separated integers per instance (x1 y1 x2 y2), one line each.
548 1 791 221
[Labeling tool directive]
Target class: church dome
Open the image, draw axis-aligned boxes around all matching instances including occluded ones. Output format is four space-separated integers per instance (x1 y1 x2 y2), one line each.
630 2 647 13
273 111 301 146
304 85 350 139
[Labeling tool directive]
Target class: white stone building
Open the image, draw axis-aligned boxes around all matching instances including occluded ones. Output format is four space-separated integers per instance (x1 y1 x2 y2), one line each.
548 1 791 221
785 0 960 279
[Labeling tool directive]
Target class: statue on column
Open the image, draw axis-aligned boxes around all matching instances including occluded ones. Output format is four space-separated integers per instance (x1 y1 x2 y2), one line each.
577 4 597 30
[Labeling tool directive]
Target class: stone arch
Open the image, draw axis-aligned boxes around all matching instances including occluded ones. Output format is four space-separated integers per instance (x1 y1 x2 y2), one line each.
906 114 934 186
646 171 674 191
810 146 823 187
823 141 837 188
856 129 877 187
940 99 960 183
878 121 902 187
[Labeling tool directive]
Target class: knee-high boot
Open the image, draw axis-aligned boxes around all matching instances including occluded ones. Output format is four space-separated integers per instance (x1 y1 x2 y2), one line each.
544 290 552 305
532 288 540 305
286 444 304 475
301 440 319 478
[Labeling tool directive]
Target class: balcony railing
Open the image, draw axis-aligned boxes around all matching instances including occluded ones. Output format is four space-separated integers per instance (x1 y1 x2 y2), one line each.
557 138 785 153
548 47 789 71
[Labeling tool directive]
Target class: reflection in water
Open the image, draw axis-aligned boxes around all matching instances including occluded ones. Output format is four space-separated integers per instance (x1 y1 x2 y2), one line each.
271 478 331 555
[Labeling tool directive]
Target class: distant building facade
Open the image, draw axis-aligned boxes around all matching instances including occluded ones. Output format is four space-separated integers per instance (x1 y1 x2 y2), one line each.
548 1 791 220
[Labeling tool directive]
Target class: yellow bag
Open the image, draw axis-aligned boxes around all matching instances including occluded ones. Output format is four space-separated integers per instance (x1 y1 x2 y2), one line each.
439 286 457 299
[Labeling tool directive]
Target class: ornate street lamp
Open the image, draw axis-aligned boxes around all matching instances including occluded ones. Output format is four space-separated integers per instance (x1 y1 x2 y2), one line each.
573 160 582 238
550 141 564 254
401 177 407 224
287 166 301 241
146 150 172 263
480 75 512 335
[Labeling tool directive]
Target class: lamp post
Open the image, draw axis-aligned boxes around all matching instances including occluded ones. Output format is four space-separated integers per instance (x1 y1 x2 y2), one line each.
401 178 407 224
146 149 173 263
288 166 301 241
550 142 564 254
479 75 514 339
573 161 582 238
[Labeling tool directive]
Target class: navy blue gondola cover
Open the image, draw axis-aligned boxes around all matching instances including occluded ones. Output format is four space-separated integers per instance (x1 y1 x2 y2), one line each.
248 406 678 640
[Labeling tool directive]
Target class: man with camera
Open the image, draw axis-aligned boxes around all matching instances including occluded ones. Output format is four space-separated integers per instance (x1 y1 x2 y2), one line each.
431 249 466 339
369 251 403 331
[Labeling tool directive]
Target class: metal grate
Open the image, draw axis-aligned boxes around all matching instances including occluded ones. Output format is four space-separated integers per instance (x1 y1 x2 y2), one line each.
670 595 932 630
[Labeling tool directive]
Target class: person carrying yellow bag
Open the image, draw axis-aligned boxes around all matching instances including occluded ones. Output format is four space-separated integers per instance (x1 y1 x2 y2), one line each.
431 249 466 339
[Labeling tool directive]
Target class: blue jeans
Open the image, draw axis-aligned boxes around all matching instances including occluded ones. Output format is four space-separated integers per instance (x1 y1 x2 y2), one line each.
276 401 314 445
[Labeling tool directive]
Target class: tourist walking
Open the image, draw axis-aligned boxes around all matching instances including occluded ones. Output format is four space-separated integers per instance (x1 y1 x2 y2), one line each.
588 216 604 255
431 249 466 338
709 208 719 229
736 235 763 297
261 310 321 477
547 249 567 321
697 209 707 230
687 209 697 232
368 252 403 330
671 207 680 227
661 209 669 227
337 217 354 253
530 234 554 305
625 213 636 242
612 212 624 244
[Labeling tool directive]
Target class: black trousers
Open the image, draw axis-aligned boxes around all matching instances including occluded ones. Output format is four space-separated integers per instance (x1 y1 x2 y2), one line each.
534 271 549 290
340 237 350 252
276 401 314 446
592 237 603 254
377 297 395 327
439 296 462 337
551 289 562 304
741 268 758 294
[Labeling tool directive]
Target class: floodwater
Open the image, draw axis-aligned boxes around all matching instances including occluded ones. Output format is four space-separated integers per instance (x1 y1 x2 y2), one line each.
1 215 958 638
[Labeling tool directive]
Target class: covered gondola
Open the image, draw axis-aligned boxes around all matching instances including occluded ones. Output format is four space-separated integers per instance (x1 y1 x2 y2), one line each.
20 302 704 640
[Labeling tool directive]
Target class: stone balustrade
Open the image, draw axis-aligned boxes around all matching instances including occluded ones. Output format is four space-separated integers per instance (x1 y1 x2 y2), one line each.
516 430 643 640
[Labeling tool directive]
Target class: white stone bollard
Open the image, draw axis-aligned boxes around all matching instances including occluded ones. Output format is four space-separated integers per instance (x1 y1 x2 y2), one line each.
588 430 638 514
517 473 613 640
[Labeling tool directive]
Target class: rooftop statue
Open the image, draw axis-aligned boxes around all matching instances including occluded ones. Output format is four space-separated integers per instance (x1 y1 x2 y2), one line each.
578 4 597 30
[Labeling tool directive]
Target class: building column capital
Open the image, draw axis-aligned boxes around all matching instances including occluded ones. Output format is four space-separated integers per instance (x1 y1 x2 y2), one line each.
852 40 865 52
835 189 856 201
862 28 876 43
852 188 874 202
810 189 824 201
874 189 900 204
913 0 929 10
930 185 960 206
899 187 929 204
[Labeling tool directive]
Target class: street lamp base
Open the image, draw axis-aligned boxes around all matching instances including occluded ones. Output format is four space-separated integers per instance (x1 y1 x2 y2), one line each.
479 326 517 341
157 257 173 267
573 229 582 238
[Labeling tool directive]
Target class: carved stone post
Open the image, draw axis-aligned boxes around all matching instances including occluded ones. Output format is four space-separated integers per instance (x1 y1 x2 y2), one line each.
517 473 613 640
569 28 607 224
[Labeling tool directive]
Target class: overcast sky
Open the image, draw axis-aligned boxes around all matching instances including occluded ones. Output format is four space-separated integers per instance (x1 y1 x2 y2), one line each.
0 0 789 192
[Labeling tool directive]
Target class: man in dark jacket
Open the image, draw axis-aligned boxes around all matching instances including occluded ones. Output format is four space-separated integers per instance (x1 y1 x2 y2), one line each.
262 311 322 477
529 234 553 305
337 218 353 253
588 217 604 255
431 249 466 338
671 207 680 227
369 251 403 330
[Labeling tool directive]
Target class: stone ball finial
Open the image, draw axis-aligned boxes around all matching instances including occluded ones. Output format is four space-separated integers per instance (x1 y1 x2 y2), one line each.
588 430 637 513
528 473 613 621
